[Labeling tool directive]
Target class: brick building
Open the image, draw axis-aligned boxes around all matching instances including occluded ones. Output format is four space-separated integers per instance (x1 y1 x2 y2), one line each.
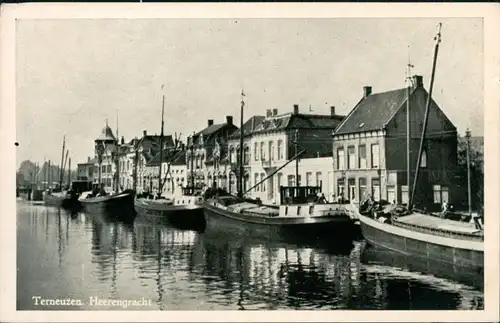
332 75 458 208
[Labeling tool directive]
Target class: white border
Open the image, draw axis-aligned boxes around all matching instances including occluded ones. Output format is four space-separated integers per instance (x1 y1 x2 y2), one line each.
1 3 499 322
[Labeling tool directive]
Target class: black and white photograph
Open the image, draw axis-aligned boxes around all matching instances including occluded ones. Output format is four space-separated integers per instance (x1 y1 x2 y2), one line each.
1 3 498 322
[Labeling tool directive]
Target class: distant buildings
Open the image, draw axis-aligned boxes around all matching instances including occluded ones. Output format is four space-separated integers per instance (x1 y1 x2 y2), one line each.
81 76 464 209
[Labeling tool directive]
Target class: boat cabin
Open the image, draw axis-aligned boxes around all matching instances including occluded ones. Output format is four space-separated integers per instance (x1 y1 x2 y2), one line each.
280 186 326 205
173 186 204 206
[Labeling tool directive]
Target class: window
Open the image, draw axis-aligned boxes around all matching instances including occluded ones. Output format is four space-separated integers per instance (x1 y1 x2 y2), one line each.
387 186 396 204
260 142 265 161
306 172 313 186
348 146 356 169
359 145 367 169
371 144 380 168
421 149 427 168
348 178 356 201
254 142 259 161
372 178 380 201
442 187 449 203
269 141 274 161
297 175 302 186
401 185 409 205
244 147 250 165
337 178 345 197
287 175 295 187
106 178 112 187
315 172 322 187
277 173 283 190
433 185 441 203
359 178 367 201
101 165 106 173
254 173 260 191
433 185 449 204
260 173 266 191
337 148 345 170
277 140 283 160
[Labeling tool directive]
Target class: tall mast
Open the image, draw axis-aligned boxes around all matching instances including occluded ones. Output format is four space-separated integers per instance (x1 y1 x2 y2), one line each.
62 149 69 188
115 111 119 192
237 88 245 198
67 157 72 188
48 160 51 189
158 85 165 197
406 47 414 208
190 132 195 188
59 136 66 189
410 23 442 207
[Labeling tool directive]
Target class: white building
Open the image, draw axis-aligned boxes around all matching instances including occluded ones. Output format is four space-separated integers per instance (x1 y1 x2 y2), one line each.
93 123 118 193
244 105 344 204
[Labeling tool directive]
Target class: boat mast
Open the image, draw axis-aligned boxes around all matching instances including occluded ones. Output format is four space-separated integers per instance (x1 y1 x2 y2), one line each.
237 88 245 198
48 160 51 189
115 111 119 192
62 149 69 188
67 157 71 188
59 136 66 189
406 48 414 209
295 129 299 186
190 132 195 188
410 23 442 207
465 129 472 218
157 85 165 197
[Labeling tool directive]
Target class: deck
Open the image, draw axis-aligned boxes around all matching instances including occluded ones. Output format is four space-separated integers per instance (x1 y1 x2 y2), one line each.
395 213 482 235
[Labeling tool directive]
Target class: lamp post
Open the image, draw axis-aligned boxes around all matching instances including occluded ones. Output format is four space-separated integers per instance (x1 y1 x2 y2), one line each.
465 128 472 218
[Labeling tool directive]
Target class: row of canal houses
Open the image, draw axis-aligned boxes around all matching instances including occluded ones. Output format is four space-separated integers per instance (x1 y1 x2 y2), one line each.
77 75 458 209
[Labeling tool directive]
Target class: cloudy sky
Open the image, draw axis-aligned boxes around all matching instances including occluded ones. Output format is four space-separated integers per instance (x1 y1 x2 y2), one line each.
16 18 483 167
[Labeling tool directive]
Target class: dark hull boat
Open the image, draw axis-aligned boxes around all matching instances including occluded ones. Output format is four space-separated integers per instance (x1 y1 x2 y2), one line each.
360 241 484 290
44 193 82 212
80 192 136 223
204 191 357 245
355 207 483 272
134 196 205 232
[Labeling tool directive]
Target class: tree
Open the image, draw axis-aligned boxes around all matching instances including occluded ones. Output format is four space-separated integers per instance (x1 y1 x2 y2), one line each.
456 135 483 214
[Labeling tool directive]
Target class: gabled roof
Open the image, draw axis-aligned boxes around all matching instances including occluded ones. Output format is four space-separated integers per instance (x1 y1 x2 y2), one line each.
334 88 409 135
147 147 187 167
229 115 265 139
251 113 344 134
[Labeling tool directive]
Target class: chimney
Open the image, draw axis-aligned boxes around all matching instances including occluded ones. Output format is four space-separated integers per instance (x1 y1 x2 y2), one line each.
266 109 272 118
226 115 233 125
272 109 278 116
330 106 336 116
363 86 372 98
121 136 125 145
293 104 299 115
208 119 214 127
412 75 423 88
143 130 147 137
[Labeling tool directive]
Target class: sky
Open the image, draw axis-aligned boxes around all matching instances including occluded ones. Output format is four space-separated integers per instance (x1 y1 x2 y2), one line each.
16 18 483 168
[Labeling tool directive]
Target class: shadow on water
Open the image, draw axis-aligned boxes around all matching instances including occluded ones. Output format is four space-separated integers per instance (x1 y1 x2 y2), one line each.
16 200 484 310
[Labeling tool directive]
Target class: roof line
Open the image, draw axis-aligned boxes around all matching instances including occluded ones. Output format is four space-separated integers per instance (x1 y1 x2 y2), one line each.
382 86 416 128
333 97 365 134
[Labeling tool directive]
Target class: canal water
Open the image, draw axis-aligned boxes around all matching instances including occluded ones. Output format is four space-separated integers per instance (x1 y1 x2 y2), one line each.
17 201 484 311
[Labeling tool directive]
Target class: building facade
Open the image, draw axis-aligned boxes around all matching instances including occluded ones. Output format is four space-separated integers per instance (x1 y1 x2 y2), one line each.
93 123 119 193
246 105 344 204
332 75 458 209
186 116 238 189
76 157 96 181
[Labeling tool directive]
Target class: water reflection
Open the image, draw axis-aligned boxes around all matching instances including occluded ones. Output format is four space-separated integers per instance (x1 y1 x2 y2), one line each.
17 201 484 310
